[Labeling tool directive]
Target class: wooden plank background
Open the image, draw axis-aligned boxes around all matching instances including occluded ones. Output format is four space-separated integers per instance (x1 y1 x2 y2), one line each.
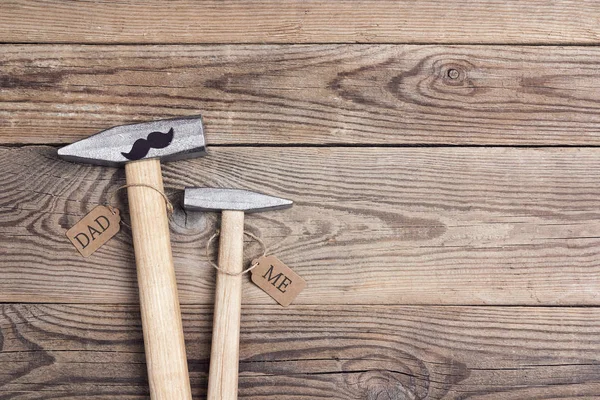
1 1 600 398
3 45 600 145
2 304 600 399
2 146 600 305
2 1 600 45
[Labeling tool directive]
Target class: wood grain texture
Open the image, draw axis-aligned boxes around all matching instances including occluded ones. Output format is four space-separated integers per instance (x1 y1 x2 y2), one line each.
2 0 600 45
209 210 244 400
2 146 600 306
125 159 192 400
3 44 600 145
1 303 600 399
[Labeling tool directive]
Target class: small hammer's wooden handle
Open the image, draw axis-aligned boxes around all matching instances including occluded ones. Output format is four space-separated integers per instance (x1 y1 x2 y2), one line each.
208 210 245 400
125 159 192 400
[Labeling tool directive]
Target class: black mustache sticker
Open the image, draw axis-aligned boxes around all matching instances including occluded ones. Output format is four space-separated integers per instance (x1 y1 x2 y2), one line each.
121 128 175 160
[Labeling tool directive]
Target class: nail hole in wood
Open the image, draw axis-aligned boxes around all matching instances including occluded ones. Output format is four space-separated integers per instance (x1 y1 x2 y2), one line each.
447 68 460 79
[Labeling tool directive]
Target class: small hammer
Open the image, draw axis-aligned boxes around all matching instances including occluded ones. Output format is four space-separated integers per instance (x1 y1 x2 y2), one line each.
58 117 207 399
184 187 293 400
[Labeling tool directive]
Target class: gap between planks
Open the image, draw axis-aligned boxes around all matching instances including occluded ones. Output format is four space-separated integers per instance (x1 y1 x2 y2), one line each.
11 143 600 149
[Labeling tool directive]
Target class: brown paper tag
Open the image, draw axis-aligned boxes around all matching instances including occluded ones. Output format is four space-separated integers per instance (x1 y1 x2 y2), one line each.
66 205 121 257
250 255 306 307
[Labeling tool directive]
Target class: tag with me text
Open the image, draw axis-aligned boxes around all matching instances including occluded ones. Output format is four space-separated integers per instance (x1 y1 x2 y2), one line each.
66 205 121 257
250 255 306 307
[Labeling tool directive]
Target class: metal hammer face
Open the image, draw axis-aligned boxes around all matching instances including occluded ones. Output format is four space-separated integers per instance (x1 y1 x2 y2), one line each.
57 116 206 167
183 188 293 213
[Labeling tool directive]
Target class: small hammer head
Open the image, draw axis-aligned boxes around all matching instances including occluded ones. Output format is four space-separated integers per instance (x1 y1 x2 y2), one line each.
184 188 293 213
58 116 207 167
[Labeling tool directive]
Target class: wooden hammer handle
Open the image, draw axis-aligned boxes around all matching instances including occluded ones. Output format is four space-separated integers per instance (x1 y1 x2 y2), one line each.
207 210 245 400
125 159 192 400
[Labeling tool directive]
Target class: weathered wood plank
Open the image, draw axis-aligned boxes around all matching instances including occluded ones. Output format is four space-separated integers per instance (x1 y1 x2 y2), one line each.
3 45 600 145
2 146 600 305
1 1 599 45
1 304 599 399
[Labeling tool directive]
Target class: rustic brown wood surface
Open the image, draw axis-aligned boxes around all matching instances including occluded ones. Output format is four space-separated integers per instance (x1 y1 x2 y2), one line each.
2 1 600 398
2 146 600 306
2 304 600 399
3 44 600 145
1 0 600 45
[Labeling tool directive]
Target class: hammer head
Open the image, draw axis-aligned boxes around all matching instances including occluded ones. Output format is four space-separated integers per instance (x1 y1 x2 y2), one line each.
184 188 293 213
57 116 207 167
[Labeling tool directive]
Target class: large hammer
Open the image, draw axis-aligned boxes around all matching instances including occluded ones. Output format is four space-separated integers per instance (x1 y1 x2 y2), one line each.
183 187 292 400
58 117 206 399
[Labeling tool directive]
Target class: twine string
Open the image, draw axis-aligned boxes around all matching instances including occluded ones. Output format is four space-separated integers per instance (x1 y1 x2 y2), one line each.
105 184 267 276
106 184 175 228
205 230 267 276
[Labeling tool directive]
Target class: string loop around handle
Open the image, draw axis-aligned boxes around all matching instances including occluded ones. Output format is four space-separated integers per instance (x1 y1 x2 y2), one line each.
108 184 174 215
106 184 175 229
205 230 267 276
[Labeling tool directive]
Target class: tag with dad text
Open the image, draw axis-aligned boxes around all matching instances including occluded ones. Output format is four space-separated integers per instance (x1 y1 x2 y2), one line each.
66 205 121 257
250 255 306 307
